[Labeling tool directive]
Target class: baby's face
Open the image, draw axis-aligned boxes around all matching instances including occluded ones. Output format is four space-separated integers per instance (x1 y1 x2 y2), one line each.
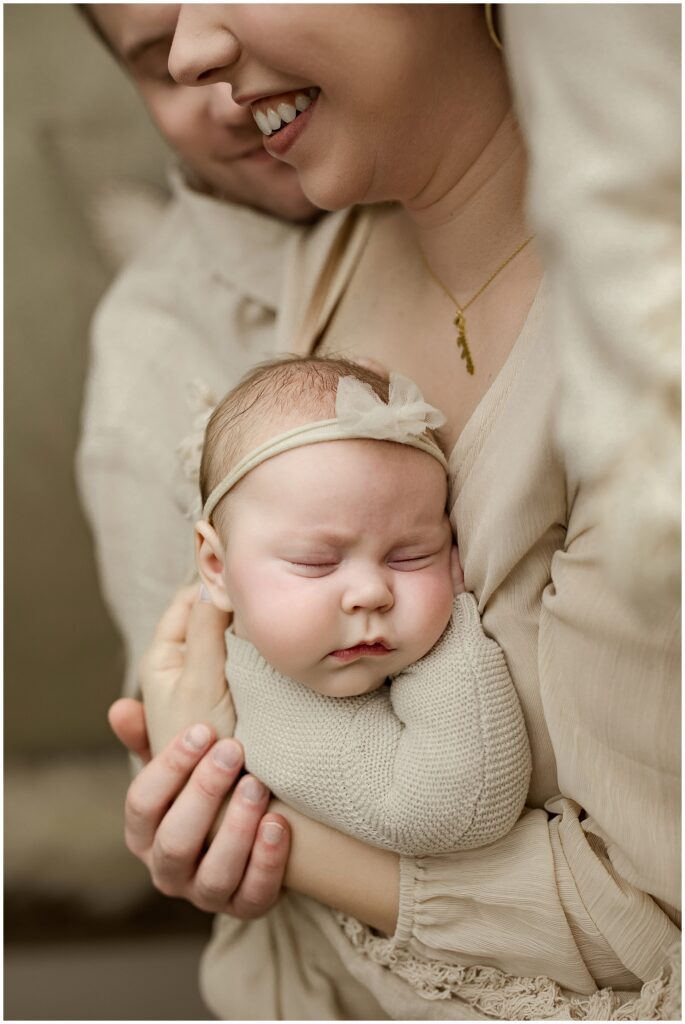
221 439 454 696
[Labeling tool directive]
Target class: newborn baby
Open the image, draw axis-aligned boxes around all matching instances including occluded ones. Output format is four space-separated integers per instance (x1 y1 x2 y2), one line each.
144 356 531 856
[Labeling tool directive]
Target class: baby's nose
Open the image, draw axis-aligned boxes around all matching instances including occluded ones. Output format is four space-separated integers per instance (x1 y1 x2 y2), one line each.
341 570 394 615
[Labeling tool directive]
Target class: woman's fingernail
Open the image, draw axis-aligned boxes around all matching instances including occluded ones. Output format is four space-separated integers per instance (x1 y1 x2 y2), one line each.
184 724 211 751
211 739 242 770
240 776 266 804
199 584 212 603
261 822 285 846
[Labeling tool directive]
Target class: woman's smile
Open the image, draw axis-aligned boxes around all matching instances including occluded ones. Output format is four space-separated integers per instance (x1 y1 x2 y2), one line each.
249 89 320 157
249 88 320 135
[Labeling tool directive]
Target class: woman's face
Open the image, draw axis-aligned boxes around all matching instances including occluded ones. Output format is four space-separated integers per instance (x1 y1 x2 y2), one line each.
169 4 501 211
91 4 319 221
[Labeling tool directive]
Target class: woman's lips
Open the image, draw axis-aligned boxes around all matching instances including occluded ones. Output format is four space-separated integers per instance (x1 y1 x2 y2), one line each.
262 97 317 157
329 642 394 662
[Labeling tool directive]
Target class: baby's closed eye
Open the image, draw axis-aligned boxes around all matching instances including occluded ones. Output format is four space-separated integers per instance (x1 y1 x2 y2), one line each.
287 560 339 577
388 554 438 571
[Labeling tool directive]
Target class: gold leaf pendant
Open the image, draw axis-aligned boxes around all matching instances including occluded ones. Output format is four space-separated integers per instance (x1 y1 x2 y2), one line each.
454 311 475 375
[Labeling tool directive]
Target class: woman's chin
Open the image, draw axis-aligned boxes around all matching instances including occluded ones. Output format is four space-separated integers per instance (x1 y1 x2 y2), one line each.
298 162 377 213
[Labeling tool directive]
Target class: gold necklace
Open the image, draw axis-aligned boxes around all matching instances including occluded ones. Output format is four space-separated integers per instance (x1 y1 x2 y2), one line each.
422 234 535 376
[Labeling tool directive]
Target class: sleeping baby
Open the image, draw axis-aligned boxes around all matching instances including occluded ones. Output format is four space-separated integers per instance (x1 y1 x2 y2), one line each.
143 356 531 856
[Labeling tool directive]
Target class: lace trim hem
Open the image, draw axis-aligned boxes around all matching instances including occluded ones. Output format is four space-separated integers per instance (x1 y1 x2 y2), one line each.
334 914 681 1021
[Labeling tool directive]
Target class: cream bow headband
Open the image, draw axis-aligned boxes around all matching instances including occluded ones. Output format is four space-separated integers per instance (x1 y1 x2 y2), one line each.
202 373 447 520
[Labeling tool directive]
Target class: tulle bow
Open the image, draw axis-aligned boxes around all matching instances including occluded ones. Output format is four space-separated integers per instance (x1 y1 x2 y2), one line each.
335 373 446 440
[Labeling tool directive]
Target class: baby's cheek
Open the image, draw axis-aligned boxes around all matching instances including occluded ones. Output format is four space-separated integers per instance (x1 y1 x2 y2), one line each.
403 570 454 648
260 574 323 618
248 576 328 668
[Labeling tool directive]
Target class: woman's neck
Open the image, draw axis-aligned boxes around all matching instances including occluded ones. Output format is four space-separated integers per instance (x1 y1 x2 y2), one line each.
404 109 532 300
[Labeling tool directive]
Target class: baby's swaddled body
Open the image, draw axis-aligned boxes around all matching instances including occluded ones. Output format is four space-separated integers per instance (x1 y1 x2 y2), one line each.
229 591 531 856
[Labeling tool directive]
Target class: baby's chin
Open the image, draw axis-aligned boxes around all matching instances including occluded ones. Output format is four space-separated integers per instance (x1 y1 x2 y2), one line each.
294 665 390 699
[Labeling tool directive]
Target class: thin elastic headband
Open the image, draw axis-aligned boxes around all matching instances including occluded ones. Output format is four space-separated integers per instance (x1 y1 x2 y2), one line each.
202 373 448 521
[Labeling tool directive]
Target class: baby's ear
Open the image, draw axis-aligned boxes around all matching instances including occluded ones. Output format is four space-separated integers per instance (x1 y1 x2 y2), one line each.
195 520 234 613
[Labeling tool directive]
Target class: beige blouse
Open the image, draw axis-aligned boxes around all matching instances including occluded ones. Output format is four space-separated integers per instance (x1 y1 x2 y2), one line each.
309 280 680 1019
201 211 679 1020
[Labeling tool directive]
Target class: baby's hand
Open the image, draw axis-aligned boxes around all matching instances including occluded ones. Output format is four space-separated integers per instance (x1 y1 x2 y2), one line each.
451 545 466 596
140 584 235 757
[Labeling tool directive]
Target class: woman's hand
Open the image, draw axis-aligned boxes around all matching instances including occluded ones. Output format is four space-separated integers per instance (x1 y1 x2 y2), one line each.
107 584 291 918
140 584 236 756
115 715 291 916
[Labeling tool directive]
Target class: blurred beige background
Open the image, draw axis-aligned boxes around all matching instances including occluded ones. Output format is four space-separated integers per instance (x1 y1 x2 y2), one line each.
5 5 212 1018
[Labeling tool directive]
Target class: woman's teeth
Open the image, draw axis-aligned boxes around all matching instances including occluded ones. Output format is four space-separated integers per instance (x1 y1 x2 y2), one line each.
253 88 319 137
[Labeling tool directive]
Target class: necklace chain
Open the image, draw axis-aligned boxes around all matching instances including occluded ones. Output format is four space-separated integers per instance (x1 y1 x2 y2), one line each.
422 234 535 375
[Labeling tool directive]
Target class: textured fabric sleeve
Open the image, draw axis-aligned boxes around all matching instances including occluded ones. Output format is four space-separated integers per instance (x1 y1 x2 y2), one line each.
230 592 530 856
76 292 203 697
77 425 195 698
504 4 680 624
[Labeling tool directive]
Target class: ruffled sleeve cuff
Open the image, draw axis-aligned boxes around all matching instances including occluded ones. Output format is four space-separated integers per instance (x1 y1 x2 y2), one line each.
392 855 419 948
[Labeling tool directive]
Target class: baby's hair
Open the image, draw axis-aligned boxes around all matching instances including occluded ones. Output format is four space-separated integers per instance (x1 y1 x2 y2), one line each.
201 355 441 529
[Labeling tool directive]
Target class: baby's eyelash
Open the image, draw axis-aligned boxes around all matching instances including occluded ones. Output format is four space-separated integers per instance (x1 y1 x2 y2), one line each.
287 560 340 574
388 553 436 569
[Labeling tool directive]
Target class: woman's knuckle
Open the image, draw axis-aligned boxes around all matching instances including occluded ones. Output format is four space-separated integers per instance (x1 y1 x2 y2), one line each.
195 876 230 907
163 746 193 775
233 888 272 919
222 811 258 845
193 895 222 914
124 828 145 859
125 789 151 827
151 874 178 898
193 767 230 802
153 833 190 868
254 838 288 872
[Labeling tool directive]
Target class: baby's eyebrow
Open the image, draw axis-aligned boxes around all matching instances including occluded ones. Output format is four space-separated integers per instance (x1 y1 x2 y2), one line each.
281 524 447 549
291 529 354 547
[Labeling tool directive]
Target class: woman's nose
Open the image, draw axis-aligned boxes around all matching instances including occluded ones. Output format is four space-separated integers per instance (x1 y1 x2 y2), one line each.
169 6 241 87
341 570 394 615
206 83 253 127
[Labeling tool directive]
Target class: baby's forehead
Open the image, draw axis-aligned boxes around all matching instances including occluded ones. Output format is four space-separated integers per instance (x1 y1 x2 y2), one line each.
237 439 448 521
